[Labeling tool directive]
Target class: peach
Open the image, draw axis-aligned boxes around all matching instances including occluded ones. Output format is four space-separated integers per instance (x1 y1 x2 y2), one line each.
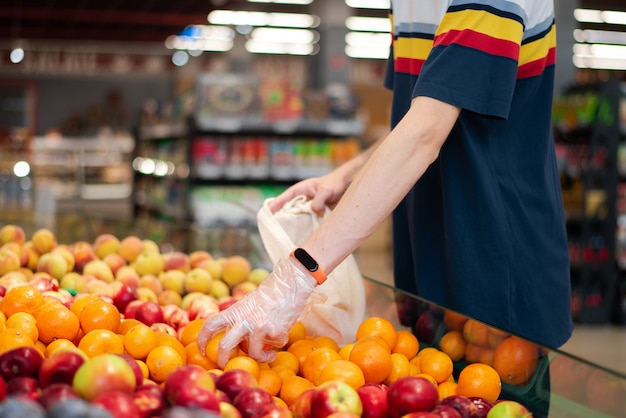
86 278 113 297
118 236 144 263
0 224 26 245
189 250 213 269
93 233 120 259
51 245 76 273
139 274 163 296
164 252 191 273
137 287 159 303
133 251 165 276
103 253 127 275
60 272 86 293
202 259 224 281
83 259 115 283
0 270 29 290
1 242 28 267
208 280 230 300
184 268 213 294
158 289 183 307
159 269 186 295
0 247 22 276
115 265 141 288
141 240 160 255
221 256 251 288
248 268 270 285
23 242 40 271
232 281 258 299
36 251 69 280
72 241 97 273
180 292 207 311
31 228 58 254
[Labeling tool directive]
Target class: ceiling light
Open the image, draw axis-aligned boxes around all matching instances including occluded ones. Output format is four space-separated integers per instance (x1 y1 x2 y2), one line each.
345 16 390 33
208 10 318 28
172 50 189 66
10 47 25 64
248 0 313 4
345 0 389 10
573 29 626 45
250 27 318 44
345 32 389 59
574 8 626 25
245 40 316 55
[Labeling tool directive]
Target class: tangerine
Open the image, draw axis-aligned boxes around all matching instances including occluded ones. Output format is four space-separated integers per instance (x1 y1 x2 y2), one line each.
78 301 120 334
437 380 458 400
185 341 218 370
286 321 307 347
257 368 282 396
123 323 157 360
349 337 392 384
462 319 490 348
392 330 419 359
443 310 469 332
179 318 206 348
356 316 397 349
279 375 315 407
0 327 35 354
154 331 187 364
146 345 183 383
204 331 225 364
70 294 104 317
301 347 341 383
384 352 411 385
339 343 354 360
492 336 539 386
6 312 39 343
313 335 339 352
0 286 45 317
287 338 321 370
419 350 454 383
36 304 80 344
314 359 365 389
224 355 261 380
77 329 124 358
269 350 300 375
439 330 466 362
457 362 502 402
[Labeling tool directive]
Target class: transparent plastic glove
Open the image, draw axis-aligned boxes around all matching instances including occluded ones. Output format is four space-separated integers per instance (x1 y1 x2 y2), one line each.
197 257 318 368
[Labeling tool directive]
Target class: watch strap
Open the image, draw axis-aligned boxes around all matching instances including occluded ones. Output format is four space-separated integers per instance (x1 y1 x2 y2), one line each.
290 248 327 285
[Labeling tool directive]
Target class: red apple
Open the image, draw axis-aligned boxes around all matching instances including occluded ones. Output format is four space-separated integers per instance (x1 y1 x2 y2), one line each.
357 383 389 418
399 413 440 418
485 400 531 418
164 364 219 412
233 386 276 418
413 311 439 345
310 380 363 418
38 383 80 410
124 299 143 319
0 376 7 402
431 403 463 418
468 397 494 418
134 384 167 418
135 300 164 326
112 284 139 313
290 388 315 418
216 368 259 402
116 353 144 387
72 353 137 401
38 350 86 388
93 390 142 418
218 297 238 312
0 346 45 380
387 376 439 418
7 376 41 400
440 395 480 418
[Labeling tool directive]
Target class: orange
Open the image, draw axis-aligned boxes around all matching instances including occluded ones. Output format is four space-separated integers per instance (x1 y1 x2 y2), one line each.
0 286 45 317
77 329 125 358
6 312 39 343
384 352 410 385
279 375 315 407
286 321 307 347
117 318 143 335
136 359 149 380
45 338 80 358
339 343 354 360
414 373 438 387
204 331 225 364
287 339 321 371
154 331 187 364
0 327 35 354
269 350 300 375
179 318 206 348
492 336 539 386
185 342 218 370
409 354 422 376
0 311 6 331
315 359 365 389
123 323 157 360
443 310 468 332
464 343 483 364
349 338 392 384
145 345 184 383
70 294 104 317
301 347 341 383
257 368 282 396
78 301 120 334
479 347 495 367
486 327 510 349
271 364 297 382
392 330 419 359
462 319 490 348
224 355 261 380
36 304 80 344
438 380 458 400
313 336 339 352
419 350 454 383
416 346 440 358
356 316 397 349
439 330 466 362
457 363 502 402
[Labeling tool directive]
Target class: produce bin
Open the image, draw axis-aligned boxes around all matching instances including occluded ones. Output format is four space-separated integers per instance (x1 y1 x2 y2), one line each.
1 212 625 417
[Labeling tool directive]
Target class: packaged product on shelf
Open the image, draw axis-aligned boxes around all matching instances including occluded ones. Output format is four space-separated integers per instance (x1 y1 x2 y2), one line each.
269 139 293 180
192 136 227 179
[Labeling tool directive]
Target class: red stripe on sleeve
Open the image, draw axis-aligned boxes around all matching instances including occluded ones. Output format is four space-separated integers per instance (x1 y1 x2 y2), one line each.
517 47 556 79
394 57 426 75
434 29 519 61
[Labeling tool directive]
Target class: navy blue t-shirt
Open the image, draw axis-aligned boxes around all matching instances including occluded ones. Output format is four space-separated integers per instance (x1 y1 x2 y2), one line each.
385 0 573 348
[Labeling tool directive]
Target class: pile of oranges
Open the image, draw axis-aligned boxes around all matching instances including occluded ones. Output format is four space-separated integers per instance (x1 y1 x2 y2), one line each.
438 309 541 386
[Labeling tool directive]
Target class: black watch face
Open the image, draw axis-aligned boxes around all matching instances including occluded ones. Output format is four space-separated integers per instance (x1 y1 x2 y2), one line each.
294 248 318 272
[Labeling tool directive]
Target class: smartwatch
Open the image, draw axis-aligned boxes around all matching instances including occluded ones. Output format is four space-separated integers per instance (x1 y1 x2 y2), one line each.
290 248 327 285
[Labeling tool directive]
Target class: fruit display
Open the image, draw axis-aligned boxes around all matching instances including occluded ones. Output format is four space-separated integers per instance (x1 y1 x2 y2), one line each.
0 222 622 417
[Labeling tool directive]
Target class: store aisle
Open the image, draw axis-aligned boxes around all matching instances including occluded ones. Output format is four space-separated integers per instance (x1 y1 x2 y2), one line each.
354 248 626 377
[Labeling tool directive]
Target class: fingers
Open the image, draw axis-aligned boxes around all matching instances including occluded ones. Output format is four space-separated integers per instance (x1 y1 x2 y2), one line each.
217 324 249 369
247 335 277 364
197 314 229 352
